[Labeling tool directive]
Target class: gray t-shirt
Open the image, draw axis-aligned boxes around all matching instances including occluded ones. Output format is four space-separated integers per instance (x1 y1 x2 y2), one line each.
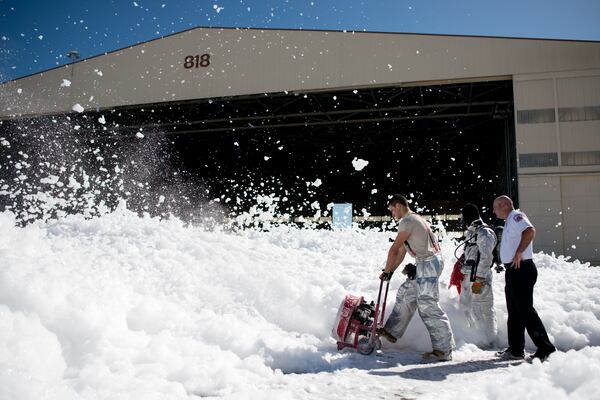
398 213 437 258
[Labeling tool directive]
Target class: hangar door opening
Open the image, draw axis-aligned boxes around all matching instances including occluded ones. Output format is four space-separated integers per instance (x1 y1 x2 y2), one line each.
0 79 517 225
135 79 517 223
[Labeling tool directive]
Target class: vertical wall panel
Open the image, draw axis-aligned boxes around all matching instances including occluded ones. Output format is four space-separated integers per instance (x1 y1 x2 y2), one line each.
518 176 563 255
561 175 600 262
557 76 600 107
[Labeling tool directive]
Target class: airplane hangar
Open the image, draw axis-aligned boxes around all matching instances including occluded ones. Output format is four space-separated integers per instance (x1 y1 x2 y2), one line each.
1 27 599 261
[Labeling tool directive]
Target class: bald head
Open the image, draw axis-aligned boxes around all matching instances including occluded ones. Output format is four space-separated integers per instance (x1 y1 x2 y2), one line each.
493 195 514 219
494 195 513 207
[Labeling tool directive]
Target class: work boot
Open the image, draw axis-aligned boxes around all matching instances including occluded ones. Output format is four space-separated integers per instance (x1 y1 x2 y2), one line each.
526 347 556 363
377 327 397 343
496 348 525 360
422 349 452 362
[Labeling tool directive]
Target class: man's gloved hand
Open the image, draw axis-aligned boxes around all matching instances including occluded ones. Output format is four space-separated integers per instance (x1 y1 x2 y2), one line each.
402 263 417 280
380 270 394 281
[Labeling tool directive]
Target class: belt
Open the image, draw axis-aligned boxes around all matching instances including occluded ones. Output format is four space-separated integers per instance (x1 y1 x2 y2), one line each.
416 254 439 262
503 259 533 268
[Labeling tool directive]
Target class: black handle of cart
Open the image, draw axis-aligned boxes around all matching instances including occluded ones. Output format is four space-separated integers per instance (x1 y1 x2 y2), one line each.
376 277 391 326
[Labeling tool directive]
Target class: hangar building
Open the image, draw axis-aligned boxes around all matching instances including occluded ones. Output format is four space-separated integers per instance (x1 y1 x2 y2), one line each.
1 28 599 262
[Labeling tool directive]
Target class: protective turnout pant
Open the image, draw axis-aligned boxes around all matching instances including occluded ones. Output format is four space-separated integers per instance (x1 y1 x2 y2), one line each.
384 255 455 354
460 268 497 346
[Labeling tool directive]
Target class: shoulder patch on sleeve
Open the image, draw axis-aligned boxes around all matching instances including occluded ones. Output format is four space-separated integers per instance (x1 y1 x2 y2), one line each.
513 214 523 222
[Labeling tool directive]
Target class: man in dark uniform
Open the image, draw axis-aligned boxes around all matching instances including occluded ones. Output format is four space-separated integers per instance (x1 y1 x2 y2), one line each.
493 195 556 362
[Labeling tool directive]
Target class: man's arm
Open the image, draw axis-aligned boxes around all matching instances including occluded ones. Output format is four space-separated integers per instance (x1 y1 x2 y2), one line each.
383 231 410 274
512 227 536 269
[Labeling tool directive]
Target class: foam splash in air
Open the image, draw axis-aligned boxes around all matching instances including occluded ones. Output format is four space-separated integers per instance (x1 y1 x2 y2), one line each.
352 157 369 171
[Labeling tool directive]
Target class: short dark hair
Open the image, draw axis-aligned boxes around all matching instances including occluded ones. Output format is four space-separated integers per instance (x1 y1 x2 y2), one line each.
388 194 410 207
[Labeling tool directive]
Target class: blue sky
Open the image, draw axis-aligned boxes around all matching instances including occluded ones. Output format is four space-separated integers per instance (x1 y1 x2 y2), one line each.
1 0 599 82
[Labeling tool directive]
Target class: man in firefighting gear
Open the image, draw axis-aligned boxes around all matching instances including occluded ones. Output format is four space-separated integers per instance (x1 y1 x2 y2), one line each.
378 194 455 361
458 203 498 348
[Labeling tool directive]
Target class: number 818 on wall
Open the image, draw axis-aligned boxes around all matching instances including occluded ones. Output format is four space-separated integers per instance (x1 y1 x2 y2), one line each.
184 54 211 68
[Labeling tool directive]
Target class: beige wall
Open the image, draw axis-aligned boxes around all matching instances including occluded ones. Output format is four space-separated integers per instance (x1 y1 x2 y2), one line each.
518 176 563 255
557 75 600 106
2 28 600 117
561 175 600 262
560 121 600 152
517 123 560 154
514 78 556 109
515 70 600 263
518 174 600 263
513 70 600 169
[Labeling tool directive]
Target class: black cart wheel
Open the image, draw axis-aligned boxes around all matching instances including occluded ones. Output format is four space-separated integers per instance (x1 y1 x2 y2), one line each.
357 337 374 355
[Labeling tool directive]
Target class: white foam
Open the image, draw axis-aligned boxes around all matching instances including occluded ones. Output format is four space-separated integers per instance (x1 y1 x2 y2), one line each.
0 204 598 398
351 157 369 171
